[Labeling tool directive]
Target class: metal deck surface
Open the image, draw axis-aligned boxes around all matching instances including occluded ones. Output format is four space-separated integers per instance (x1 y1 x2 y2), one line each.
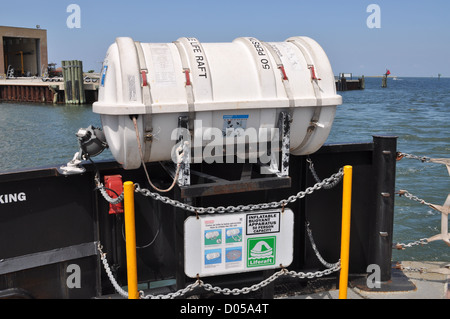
280 261 449 299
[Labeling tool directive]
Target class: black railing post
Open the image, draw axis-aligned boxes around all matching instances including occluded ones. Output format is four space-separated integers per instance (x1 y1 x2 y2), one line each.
370 135 397 282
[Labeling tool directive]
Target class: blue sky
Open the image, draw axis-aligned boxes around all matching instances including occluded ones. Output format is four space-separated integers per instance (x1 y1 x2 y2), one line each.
1 0 449 77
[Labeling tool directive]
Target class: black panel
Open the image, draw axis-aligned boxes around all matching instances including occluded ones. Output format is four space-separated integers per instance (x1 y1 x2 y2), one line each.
0 139 397 298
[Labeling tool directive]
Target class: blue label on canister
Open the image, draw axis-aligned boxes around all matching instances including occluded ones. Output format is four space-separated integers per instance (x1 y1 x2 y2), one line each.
101 65 108 87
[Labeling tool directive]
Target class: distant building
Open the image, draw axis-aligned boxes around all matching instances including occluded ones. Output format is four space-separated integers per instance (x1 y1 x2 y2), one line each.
0 26 48 77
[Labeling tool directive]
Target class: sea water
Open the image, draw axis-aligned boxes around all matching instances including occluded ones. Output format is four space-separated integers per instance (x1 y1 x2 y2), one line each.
0 77 448 261
328 77 449 262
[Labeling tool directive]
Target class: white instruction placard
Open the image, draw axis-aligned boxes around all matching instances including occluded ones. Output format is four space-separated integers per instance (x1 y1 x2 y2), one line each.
184 209 294 278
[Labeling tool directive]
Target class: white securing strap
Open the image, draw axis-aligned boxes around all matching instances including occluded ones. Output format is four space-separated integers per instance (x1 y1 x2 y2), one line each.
261 42 295 114
135 41 154 161
173 40 196 133
287 39 324 151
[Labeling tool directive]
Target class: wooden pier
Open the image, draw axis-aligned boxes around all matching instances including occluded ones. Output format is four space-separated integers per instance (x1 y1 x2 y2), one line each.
335 73 365 91
0 77 98 104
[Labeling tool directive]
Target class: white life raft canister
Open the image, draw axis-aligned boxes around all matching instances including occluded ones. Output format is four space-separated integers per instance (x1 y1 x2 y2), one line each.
93 36 342 169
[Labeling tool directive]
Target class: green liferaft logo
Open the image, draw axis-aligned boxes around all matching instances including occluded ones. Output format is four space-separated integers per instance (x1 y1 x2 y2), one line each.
246 236 276 268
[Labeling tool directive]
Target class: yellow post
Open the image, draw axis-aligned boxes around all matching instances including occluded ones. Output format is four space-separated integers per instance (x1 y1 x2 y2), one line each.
339 165 353 299
123 181 139 299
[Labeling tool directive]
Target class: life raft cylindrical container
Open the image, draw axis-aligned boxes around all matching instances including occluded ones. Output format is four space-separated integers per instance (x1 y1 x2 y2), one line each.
93 36 342 169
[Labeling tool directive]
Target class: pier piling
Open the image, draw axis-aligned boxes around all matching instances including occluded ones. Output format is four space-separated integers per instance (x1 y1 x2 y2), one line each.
381 75 387 88
62 60 85 104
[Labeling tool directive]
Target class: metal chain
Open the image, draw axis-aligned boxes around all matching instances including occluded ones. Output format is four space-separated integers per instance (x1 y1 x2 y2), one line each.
394 262 428 273
94 174 124 205
198 265 341 295
140 281 201 300
401 266 428 273
396 189 432 206
396 149 448 249
98 242 340 299
95 163 343 212
97 243 129 298
393 238 429 250
394 189 431 249
99 241 201 299
201 269 287 296
134 167 344 214
306 222 341 269
98 185 124 204
285 264 341 279
306 157 343 189
397 152 431 163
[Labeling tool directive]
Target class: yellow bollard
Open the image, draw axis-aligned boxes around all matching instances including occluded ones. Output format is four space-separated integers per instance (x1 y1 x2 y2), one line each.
339 166 353 299
123 181 139 299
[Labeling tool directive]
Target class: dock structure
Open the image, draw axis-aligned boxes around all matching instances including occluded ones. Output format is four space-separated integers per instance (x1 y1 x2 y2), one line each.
336 73 365 91
0 76 98 104
0 26 99 104
0 26 48 77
